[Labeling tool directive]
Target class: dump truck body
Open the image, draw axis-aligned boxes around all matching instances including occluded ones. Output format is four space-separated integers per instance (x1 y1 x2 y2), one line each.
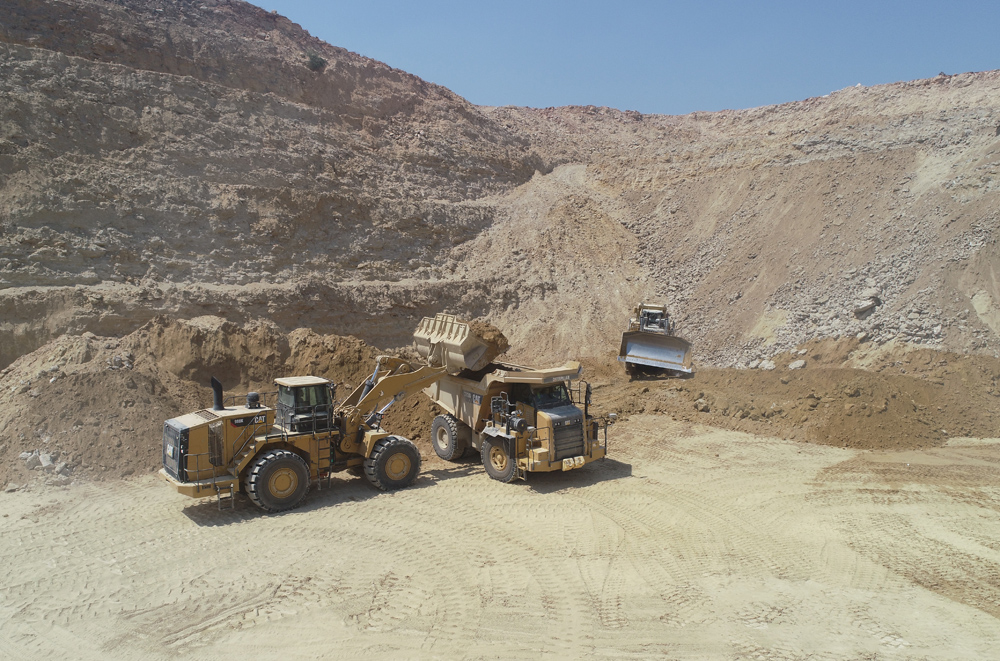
423 360 609 480
619 303 693 375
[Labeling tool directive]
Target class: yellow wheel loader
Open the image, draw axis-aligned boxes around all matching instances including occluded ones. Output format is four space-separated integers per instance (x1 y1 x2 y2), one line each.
618 302 693 377
160 317 497 512
415 314 614 482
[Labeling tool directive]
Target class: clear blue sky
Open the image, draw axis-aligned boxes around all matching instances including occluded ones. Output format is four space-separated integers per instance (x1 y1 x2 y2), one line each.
255 1 998 115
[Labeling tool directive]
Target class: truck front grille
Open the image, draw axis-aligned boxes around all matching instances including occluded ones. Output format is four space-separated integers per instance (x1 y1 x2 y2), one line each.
553 421 584 460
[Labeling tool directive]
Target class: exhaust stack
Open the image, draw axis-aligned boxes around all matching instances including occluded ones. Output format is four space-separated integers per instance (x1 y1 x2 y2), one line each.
211 376 225 411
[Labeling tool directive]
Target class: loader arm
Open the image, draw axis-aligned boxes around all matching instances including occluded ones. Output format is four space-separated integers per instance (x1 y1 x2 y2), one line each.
339 356 447 431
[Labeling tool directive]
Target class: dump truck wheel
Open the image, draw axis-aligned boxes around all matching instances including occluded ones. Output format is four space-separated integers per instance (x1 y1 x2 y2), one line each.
431 414 466 460
246 449 310 512
481 436 517 483
364 436 421 491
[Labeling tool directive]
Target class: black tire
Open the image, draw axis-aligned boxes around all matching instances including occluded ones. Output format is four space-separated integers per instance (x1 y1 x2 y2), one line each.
481 435 517 483
364 436 421 491
246 449 310 512
431 414 466 460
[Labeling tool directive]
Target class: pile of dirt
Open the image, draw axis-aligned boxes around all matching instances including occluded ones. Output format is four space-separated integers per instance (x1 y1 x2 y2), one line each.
0 317 443 486
468 319 510 365
591 340 1000 451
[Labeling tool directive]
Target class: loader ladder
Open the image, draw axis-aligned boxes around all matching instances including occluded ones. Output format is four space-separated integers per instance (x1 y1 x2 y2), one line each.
315 434 335 490
214 482 236 511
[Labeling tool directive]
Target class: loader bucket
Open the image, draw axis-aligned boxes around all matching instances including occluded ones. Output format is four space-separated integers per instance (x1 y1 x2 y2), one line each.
414 313 499 373
618 331 693 374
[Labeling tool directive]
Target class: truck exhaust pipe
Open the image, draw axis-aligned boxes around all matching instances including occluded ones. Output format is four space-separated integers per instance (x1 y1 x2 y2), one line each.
211 376 225 411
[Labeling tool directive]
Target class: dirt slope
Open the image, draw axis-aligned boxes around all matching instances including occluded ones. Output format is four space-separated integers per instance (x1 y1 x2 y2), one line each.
0 0 998 481
1 0 999 372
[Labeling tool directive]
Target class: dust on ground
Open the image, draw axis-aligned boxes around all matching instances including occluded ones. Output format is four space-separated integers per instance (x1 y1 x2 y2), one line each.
2 417 999 659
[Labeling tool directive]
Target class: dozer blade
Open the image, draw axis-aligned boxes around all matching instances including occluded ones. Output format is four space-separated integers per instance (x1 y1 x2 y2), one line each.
413 313 499 373
618 331 693 374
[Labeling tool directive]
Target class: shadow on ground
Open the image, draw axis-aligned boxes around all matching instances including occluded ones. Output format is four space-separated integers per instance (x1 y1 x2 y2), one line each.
180 459 485 526
525 457 633 494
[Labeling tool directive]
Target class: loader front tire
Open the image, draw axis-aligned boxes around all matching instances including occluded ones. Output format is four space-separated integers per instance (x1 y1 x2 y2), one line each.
246 449 310 512
431 414 466 460
481 436 517 483
364 436 421 491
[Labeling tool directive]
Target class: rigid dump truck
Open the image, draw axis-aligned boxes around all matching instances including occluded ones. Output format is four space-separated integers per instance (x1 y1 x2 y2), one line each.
160 317 494 512
618 302 693 377
414 314 612 482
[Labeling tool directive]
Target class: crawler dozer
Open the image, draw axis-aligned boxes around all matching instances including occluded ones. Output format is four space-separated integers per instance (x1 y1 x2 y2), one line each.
415 313 613 482
161 316 496 512
618 302 693 377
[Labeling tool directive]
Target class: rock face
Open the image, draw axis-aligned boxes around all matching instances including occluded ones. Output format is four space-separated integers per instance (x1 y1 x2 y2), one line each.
1 0 999 372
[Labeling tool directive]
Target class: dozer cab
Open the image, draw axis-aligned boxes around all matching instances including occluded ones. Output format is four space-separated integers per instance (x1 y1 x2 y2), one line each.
618 302 693 377
415 314 614 482
161 316 498 512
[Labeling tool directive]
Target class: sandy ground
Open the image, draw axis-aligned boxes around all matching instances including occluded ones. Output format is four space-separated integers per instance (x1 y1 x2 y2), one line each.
2 417 999 660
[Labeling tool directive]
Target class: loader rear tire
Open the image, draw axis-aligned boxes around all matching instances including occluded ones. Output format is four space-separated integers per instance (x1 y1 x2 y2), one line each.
431 414 466 460
364 436 421 491
246 449 310 512
481 436 517 483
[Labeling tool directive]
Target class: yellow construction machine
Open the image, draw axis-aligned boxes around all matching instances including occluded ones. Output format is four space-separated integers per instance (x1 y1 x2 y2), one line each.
160 317 496 512
415 313 614 482
618 302 693 377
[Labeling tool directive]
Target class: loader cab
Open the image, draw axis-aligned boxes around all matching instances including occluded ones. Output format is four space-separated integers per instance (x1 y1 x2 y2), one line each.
275 376 335 433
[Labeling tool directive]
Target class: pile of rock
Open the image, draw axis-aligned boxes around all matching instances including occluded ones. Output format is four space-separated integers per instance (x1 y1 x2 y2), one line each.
19 450 73 485
107 353 134 370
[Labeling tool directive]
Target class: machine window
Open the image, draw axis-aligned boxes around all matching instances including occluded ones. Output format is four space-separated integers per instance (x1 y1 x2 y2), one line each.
532 384 571 409
295 385 330 409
